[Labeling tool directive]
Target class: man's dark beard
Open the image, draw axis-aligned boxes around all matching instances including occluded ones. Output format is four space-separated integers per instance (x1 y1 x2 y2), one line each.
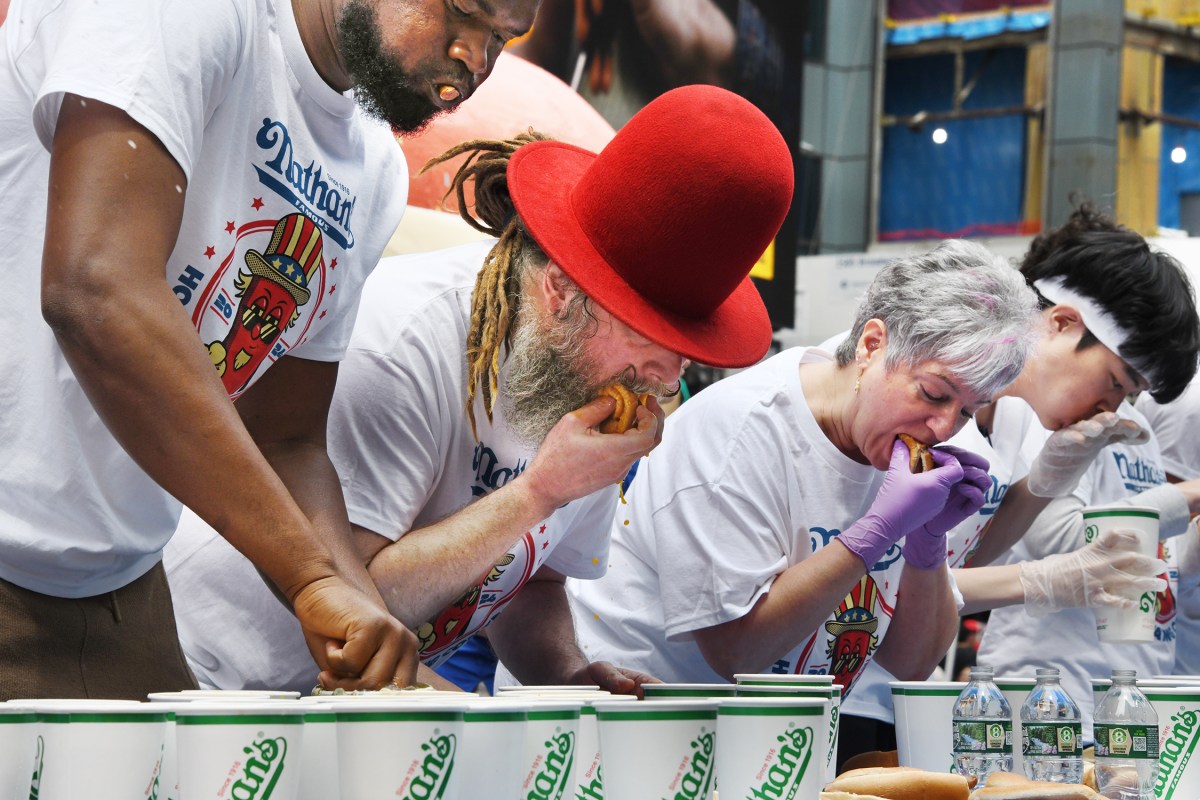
337 0 442 134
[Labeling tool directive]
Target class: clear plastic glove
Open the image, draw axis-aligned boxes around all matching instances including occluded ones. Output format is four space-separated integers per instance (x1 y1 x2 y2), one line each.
902 446 992 569
838 439 965 569
1018 528 1168 616
1026 412 1149 498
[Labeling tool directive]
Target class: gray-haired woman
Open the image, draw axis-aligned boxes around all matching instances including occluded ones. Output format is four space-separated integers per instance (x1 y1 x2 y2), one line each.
563 238 1039 700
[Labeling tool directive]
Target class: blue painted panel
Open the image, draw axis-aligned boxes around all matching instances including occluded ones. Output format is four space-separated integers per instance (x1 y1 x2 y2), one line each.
1159 57 1200 231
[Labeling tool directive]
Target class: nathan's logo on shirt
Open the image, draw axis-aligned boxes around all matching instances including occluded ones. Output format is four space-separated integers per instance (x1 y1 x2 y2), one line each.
253 118 358 250
229 735 289 799
472 441 527 497
978 475 1008 516
1111 451 1166 493
205 213 322 396
824 575 880 689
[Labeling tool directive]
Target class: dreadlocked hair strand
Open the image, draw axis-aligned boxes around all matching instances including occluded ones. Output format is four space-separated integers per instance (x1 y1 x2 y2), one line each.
422 131 553 440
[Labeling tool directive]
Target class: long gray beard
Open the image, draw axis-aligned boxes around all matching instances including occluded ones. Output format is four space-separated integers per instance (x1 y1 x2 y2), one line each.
501 312 600 448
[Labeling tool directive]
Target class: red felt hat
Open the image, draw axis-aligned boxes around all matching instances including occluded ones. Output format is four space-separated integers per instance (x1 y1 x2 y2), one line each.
507 84 794 368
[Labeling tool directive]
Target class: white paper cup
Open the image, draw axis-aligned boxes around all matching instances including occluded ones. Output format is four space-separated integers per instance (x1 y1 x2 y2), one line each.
296 703 338 800
520 700 582 800
574 696 639 800
174 701 306 800
1137 686 1200 798
994 676 1036 776
22 701 169 800
890 681 966 773
147 690 301 702
0 706 40 800
459 699 528 800
716 697 827 800
1083 506 1161 644
734 683 842 783
333 700 466 799
595 700 718 800
734 673 836 686
497 684 603 693
643 683 739 700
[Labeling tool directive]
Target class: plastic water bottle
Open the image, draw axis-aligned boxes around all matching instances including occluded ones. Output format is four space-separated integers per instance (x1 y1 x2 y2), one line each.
1019 667 1083 783
1094 669 1159 800
952 665 1013 784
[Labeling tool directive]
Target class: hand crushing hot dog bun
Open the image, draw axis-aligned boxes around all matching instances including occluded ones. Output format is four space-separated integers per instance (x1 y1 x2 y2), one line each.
596 384 650 434
897 433 935 473
825 766 970 800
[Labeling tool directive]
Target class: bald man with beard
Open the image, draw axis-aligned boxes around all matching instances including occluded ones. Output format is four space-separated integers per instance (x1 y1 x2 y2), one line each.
164 84 796 692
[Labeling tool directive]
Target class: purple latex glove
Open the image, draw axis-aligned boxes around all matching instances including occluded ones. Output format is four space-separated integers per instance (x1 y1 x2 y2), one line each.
901 445 992 569
838 439 965 569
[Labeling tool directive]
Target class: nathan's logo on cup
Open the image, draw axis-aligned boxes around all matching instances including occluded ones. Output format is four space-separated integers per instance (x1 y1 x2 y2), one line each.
1084 523 1099 543
575 763 603 800
526 731 575 800
1156 709 1200 797
228 735 288 800
28 735 43 800
747 725 814 800
397 732 457 800
664 730 716 800
1140 592 1156 613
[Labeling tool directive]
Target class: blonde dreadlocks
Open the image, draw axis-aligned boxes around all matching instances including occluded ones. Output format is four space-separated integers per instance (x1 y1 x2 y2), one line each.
420 131 552 440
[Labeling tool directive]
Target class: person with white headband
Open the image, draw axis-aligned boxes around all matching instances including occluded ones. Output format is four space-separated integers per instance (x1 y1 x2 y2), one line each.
835 200 1200 765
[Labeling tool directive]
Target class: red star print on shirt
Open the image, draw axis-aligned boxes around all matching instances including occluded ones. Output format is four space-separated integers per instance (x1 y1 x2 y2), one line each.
251 197 264 210
204 246 216 259
225 221 235 234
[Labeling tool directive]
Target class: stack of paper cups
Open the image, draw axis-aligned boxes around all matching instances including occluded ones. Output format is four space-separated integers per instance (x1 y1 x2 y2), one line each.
889 681 966 773
595 699 719 800
716 697 827 799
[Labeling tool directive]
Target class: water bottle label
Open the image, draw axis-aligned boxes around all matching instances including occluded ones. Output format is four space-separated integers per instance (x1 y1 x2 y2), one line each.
1022 722 1082 756
953 720 1012 754
1094 724 1159 759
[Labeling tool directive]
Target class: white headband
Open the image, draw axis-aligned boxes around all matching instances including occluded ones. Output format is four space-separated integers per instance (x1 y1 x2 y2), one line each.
1033 276 1131 357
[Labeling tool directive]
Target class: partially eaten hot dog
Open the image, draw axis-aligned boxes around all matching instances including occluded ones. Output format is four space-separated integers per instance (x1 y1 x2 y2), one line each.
596 384 650 434
897 433 935 473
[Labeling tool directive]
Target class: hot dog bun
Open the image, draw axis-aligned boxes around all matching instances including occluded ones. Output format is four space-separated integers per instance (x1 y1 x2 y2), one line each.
897 433 935 473
596 384 650 434
825 766 970 800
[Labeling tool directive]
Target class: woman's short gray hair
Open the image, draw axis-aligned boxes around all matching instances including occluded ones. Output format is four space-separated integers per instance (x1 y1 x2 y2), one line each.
834 239 1039 398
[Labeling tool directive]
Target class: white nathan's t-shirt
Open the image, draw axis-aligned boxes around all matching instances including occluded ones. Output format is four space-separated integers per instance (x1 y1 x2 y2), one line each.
0 0 406 597
842 396 1043 723
978 401 1182 736
567 347 941 691
166 242 615 690
1136 385 1200 676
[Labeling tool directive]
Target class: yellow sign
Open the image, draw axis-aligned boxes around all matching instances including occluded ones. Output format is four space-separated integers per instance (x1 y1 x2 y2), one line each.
750 239 776 281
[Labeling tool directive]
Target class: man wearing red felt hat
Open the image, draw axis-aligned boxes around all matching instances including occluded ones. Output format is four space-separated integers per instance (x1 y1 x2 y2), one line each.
164 83 795 693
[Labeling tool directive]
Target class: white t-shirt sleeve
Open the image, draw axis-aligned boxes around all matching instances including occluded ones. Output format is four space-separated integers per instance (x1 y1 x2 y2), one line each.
30 0 248 180
328 344 444 541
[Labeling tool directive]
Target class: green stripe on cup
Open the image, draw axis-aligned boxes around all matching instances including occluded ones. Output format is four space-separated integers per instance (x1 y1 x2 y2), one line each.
0 713 37 724
465 712 526 722
527 710 578 721
595 711 717 721
69 713 169 723
720 705 825 719
303 714 336 723
176 715 305 726
1141 692 1200 702
333 711 461 723
1082 509 1159 520
35 714 70 724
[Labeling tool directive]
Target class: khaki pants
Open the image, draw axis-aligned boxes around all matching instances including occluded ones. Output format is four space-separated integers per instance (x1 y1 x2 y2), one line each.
0 562 198 700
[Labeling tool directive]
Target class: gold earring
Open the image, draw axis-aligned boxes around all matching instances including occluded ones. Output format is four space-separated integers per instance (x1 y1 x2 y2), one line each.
854 365 864 394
